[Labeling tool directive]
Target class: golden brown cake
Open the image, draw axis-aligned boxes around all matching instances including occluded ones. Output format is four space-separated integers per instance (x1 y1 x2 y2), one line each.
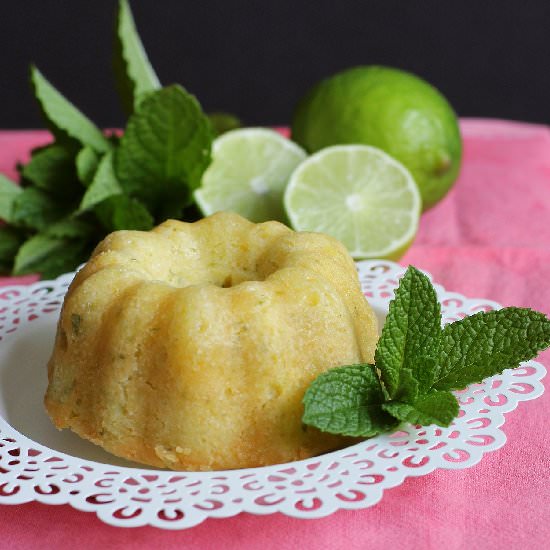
45 212 378 470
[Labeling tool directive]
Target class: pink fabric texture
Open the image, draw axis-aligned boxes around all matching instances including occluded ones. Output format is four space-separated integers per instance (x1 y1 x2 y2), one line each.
0 120 549 549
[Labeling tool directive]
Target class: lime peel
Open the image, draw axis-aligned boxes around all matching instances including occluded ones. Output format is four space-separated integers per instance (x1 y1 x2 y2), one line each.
291 65 462 210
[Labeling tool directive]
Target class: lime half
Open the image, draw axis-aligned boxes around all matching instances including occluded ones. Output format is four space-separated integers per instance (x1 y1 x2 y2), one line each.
195 128 307 223
291 66 462 210
284 145 421 260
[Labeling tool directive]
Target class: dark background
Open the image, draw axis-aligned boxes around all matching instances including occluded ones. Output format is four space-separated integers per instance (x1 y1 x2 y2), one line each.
2 0 550 128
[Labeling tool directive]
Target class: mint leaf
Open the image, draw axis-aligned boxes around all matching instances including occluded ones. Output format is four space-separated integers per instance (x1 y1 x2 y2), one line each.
303 364 399 437
393 368 419 403
0 227 25 273
0 174 22 222
76 146 100 186
21 144 80 196
13 232 92 278
303 264 550 439
30 65 110 153
94 195 153 231
383 390 459 427
79 152 122 211
115 85 213 217
410 355 437 392
45 218 95 239
13 216 94 277
11 187 74 231
113 0 160 115
434 307 550 391
375 266 441 397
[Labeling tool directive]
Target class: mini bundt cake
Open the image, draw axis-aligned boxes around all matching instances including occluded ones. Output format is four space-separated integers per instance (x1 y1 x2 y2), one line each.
45 212 378 470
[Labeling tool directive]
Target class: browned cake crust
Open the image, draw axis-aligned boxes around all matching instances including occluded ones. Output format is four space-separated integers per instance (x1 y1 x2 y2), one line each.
45 212 378 470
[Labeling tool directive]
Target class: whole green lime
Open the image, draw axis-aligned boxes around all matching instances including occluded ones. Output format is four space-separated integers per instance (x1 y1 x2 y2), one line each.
291 66 462 210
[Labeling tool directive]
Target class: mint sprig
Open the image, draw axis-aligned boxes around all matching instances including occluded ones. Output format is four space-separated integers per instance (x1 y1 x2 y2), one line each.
303 266 550 436
0 0 231 278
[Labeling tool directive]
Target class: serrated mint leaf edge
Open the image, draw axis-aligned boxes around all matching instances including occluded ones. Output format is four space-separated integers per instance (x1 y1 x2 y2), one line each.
79 152 122 212
115 85 213 206
302 364 398 438
375 266 442 398
113 0 160 115
433 307 550 391
30 65 110 153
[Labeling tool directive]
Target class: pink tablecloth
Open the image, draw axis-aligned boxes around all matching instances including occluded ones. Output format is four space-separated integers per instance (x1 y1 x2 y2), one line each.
1 120 549 549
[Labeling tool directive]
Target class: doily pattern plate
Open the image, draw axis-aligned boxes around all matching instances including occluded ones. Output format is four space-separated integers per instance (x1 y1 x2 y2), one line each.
0 260 545 529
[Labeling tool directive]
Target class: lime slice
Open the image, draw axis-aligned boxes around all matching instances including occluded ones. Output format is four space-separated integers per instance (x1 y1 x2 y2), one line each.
195 128 307 223
284 145 421 260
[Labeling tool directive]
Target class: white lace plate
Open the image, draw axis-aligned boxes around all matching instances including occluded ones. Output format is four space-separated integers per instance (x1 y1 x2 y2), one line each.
0 260 545 529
